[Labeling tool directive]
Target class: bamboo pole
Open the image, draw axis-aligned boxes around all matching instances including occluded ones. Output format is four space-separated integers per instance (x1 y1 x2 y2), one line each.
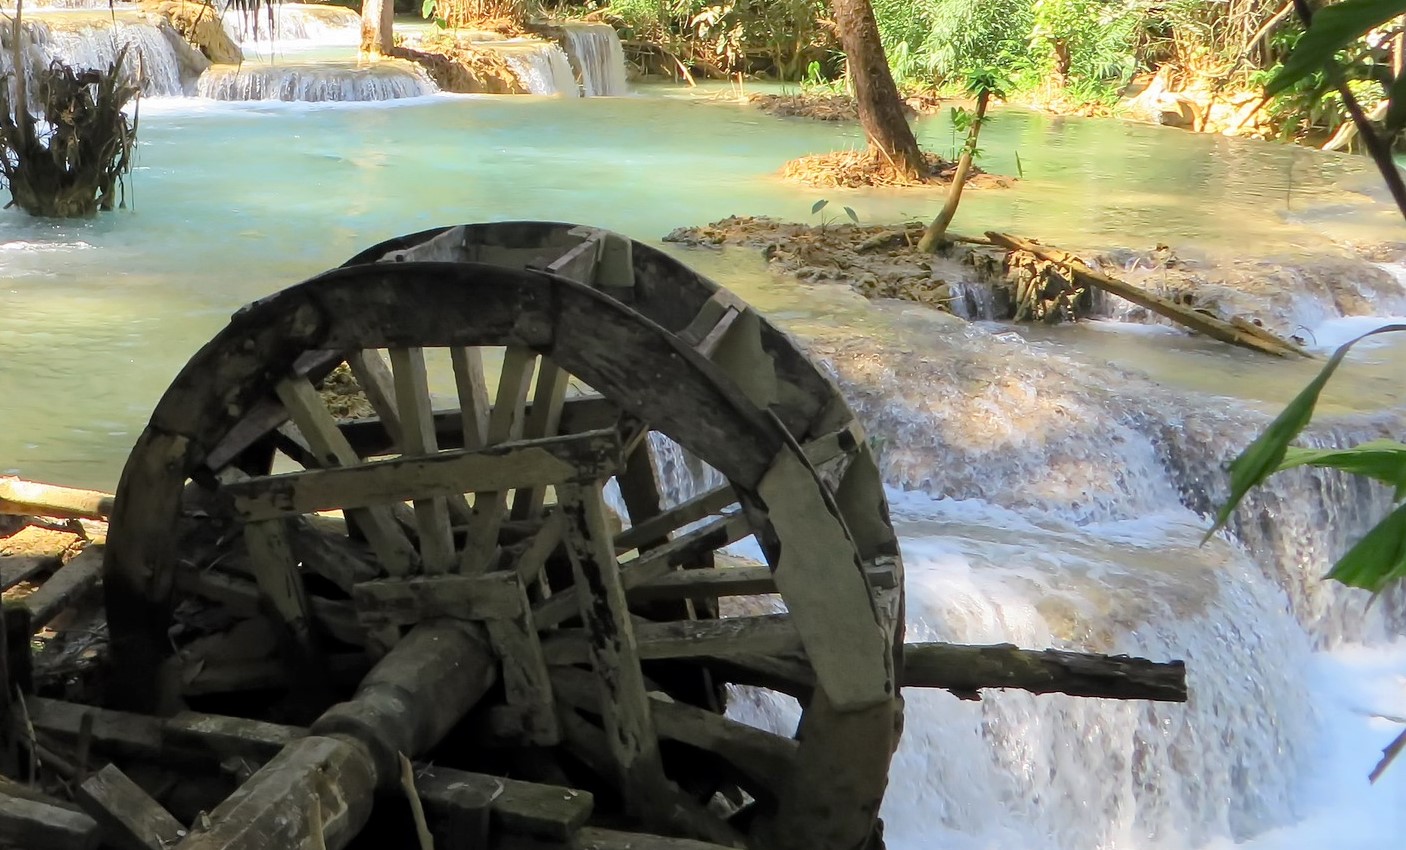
0 477 114 520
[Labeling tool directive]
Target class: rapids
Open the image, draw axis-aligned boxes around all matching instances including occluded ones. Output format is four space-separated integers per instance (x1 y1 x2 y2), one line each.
0 76 1403 849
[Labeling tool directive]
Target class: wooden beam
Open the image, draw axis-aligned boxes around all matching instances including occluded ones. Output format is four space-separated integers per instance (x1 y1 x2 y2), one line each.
449 347 492 451
485 576 559 745
352 572 524 630
628 565 776 603
175 566 365 647
542 613 802 666
74 764 185 850
509 358 571 521
578 827 740 850
558 484 669 819
0 790 100 850
242 519 323 676
413 764 592 841
225 428 624 522
23 545 104 629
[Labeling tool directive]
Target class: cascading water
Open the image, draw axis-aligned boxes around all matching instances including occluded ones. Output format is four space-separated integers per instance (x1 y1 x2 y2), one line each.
0 13 205 97
556 22 628 97
221 3 361 45
494 40 579 97
196 61 436 102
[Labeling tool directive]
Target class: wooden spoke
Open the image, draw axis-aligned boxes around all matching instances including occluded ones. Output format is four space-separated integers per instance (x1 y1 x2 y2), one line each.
389 347 459 572
484 575 559 745
243 519 320 662
346 349 404 448
614 437 666 550
510 357 570 522
449 347 491 451
557 483 667 818
510 509 565 588
352 572 523 631
533 511 752 630
461 346 538 574
613 484 738 554
273 376 416 576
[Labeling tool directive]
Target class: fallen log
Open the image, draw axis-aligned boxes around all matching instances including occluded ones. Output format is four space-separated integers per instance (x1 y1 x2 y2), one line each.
985 232 1312 358
0 477 114 520
23 545 104 629
903 642 1187 702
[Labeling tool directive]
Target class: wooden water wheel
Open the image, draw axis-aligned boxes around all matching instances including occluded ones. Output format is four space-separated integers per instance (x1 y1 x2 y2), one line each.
101 222 906 850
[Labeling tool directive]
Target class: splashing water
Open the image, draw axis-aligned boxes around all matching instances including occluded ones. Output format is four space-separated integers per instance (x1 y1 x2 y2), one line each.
1 13 203 97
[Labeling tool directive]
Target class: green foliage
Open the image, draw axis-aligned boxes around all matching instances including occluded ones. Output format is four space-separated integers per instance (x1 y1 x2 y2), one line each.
872 0 1033 84
1208 324 1406 597
604 0 829 79
1266 0 1406 95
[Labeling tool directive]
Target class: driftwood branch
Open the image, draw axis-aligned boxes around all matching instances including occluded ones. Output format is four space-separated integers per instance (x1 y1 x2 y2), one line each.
985 232 1310 358
903 642 1186 702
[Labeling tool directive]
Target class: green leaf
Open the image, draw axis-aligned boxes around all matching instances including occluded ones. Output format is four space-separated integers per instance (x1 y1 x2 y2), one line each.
843 206 858 224
435 16 447 27
1204 324 1406 541
1277 440 1406 500
1266 0 1406 96
811 199 828 214
421 0 435 17
1325 501 1406 594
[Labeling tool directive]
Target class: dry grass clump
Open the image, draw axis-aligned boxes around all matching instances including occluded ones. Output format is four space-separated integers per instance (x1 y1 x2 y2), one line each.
781 149 1012 189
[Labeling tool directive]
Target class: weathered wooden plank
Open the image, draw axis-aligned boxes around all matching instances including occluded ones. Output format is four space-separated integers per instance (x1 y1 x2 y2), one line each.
352 573 523 630
413 764 592 841
461 346 540 574
173 735 376 850
533 512 752 629
485 576 558 745
27 696 298 767
577 827 740 850
1 552 56 591
757 446 891 711
628 565 776 603
612 484 738 554
0 790 100 850
593 231 635 301
557 484 668 819
542 613 802 666
23 545 104 629
615 437 667 553
389 346 459 571
274 376 416 576
0 477 114 520
290 519 380 593
510 359 571 521
225 429 624 522
74 763 185 850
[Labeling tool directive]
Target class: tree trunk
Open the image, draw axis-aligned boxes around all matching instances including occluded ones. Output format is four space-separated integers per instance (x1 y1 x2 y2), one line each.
918 89 990 252
830 0 924 180
360 0 393 54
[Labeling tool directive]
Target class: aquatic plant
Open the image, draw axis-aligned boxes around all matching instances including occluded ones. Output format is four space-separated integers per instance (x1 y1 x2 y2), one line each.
0 7 138 218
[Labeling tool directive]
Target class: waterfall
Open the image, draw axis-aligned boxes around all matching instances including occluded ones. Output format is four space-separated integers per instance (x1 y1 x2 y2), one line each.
195 61 437 102
494 39 579 97
221 3 361 45
556 22 628 97
946 280 1000 320
0 13 206 97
